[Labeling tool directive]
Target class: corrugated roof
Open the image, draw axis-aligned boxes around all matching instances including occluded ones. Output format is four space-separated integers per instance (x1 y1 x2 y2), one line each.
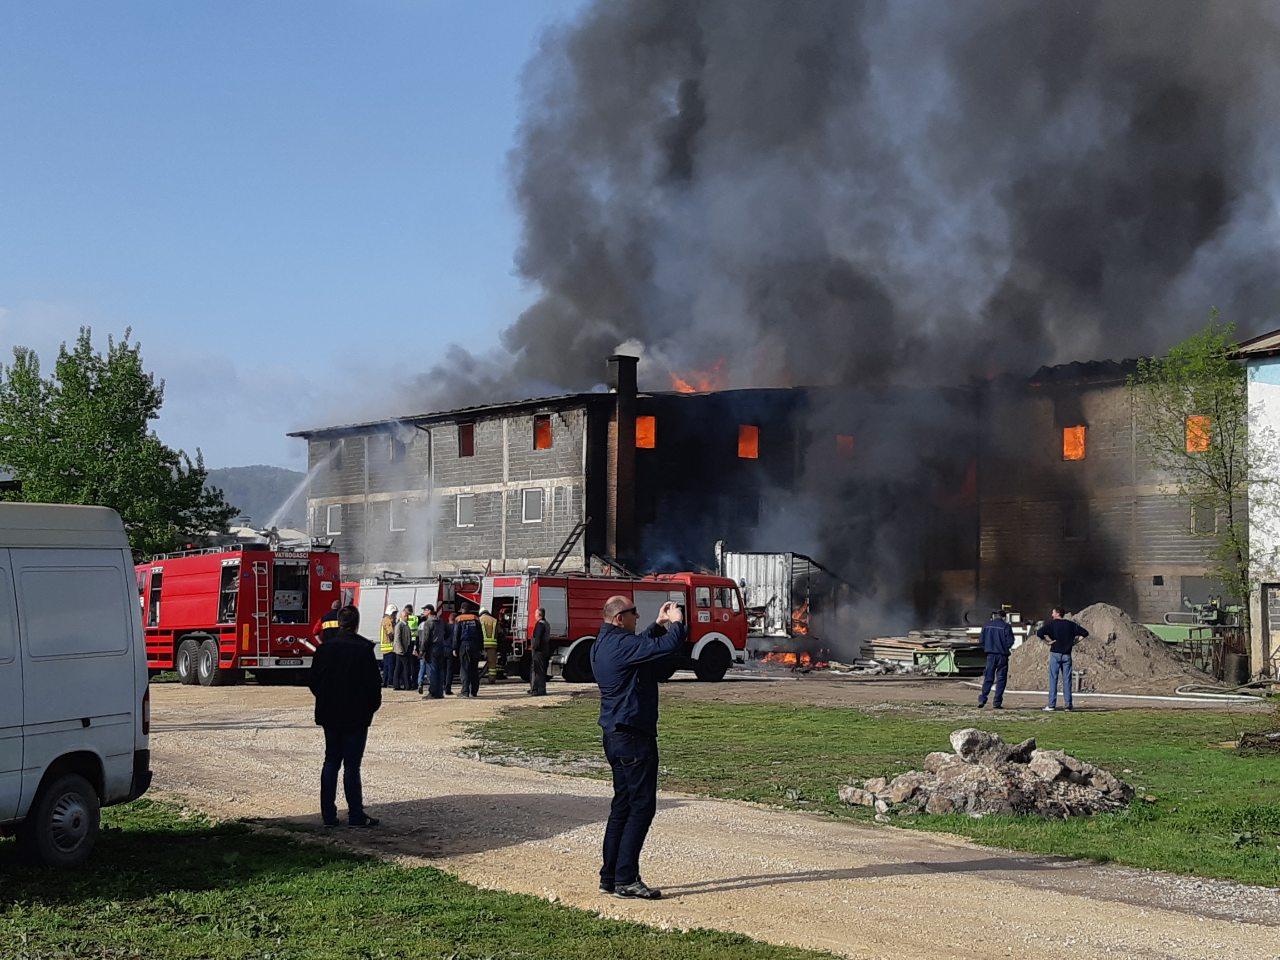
288 391 616 438
1231 327 1280 359
1027 359 1140 386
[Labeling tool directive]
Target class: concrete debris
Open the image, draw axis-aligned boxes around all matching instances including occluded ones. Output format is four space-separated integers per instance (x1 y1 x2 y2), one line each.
838 728 1133 819
1007 602 1218 694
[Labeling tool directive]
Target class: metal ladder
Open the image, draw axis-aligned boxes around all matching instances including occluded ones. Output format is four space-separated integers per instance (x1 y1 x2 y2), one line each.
546 517 590 574
251 561 271 662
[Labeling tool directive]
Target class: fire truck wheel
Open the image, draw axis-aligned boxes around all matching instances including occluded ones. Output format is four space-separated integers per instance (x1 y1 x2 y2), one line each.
693 643 731 682
197 638 240 686
562 639 595 684
175 638 200 685
16 772 100 868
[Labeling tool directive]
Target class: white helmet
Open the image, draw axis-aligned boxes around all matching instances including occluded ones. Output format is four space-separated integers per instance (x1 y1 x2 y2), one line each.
386 604 398 615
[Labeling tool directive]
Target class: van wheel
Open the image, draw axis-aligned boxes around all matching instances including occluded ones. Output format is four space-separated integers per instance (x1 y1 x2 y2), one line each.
562 639 595 684
16 773 100 868
693 644 731 682
197 638 240 686
175 639 200 685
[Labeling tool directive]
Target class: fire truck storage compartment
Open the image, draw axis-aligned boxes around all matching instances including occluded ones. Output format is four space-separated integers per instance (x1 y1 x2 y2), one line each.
272 558 309 624
356 580 442 654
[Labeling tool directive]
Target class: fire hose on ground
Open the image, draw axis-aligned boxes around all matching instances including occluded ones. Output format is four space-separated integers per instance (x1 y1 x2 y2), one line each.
958 680 1265 704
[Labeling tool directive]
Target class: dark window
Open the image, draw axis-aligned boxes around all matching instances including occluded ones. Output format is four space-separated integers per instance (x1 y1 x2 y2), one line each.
217 564 239 623
329 440 343 471
389 436 406 462
457 494 476 527
836 434 854 458
148 570 163 627
533 414 552 450
1192 503 1217 534
1152 575 1164 587
1062 501 1088 541
458 423 475 458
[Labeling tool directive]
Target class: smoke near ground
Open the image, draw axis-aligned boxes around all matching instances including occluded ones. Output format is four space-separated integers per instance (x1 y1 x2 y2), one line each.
423 0 1280 405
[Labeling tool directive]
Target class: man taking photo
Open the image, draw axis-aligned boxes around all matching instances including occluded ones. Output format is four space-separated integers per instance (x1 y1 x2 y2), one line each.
591 596 685 900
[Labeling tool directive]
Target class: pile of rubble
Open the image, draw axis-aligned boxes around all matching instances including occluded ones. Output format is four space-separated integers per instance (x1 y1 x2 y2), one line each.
839 728 1133 818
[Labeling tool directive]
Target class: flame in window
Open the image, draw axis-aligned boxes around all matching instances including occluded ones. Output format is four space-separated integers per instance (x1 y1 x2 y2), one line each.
738 424 760 459
1186 415 1211 453
636 415 656 449
533 414 552 450
1062 425 1086 461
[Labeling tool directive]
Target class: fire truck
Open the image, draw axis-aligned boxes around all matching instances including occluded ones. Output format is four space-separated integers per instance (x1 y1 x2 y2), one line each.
484 569 748 683
348 569 747 682
137 543 341 685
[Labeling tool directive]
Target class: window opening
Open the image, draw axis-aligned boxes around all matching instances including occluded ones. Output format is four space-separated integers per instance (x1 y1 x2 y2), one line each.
533 414 552 450
696 586 711 608
457 494 476 527
1192 502 1217 535
738 424 760 459
326 504 342 535
1186 415 1211 453
217 564 240 623
522 488 544 523
148 570 163 627
1062 425 1086 461
636 415 656 449
458 423 475 458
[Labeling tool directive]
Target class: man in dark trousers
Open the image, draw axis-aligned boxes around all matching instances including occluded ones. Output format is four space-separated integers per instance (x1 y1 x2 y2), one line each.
1037 607 1089 712
977 609 1015 709
308 605 382 827
393 604 415 691
453 605 484 697
591 596 685 901
529 607 550 696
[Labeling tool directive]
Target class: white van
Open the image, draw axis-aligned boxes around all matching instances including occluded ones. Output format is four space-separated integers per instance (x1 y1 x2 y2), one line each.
0 504 152 867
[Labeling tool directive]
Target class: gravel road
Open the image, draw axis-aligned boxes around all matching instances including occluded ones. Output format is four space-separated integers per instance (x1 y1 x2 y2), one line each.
150 683 1280 960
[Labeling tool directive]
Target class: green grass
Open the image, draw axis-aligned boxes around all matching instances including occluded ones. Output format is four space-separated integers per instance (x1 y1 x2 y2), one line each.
472 697 1280 887
0 800 832 960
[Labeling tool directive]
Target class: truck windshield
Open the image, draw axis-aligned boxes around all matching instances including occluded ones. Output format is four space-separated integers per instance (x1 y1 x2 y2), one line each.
272 560 310 625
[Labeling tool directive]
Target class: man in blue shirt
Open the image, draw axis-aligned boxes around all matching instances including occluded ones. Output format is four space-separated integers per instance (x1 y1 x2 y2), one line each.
591 595 685 901
977 610 1015 709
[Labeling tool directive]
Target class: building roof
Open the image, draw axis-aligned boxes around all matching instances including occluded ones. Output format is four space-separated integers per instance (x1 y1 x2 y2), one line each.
288 391 616 439
1027 359 1140 387
1231 327 1280 360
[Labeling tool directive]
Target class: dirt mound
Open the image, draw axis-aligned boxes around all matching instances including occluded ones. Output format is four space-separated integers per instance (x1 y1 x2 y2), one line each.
1006 602 1218 695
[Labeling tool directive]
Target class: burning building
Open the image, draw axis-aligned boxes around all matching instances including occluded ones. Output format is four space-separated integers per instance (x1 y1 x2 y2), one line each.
292 348 1218 641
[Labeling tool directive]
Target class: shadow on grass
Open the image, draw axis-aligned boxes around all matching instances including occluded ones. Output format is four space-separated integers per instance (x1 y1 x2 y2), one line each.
0 800 352 906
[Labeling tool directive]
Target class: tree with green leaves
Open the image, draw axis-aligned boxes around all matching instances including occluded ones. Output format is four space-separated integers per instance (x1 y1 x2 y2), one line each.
0 328 237 556
1130 312 1277 639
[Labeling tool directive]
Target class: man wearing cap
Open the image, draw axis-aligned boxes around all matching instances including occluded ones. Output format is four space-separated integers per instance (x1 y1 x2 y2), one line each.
590 596 685 901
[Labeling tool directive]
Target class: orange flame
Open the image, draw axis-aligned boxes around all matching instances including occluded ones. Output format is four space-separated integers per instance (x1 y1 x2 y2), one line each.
671 359 728 393
791 599 810 635
761 651 828 669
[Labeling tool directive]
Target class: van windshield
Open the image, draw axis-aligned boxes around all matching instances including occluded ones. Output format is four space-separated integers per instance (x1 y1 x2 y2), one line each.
272 560 310 625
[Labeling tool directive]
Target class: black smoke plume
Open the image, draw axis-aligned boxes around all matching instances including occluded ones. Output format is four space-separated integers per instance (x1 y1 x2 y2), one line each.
425 0 1280 404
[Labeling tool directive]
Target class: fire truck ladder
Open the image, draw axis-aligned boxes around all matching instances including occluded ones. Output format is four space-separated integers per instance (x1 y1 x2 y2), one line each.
546 517 590 574
251 560 271 663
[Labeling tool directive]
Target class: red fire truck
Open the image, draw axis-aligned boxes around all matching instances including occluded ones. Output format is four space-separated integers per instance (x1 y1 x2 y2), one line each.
483 570 748 683
137 543 342 685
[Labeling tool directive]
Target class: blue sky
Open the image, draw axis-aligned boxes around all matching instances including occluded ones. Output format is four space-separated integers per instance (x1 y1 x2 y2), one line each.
0 0 587 469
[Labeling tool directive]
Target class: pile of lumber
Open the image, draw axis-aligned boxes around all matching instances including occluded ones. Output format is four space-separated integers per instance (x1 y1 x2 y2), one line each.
865 628 979 664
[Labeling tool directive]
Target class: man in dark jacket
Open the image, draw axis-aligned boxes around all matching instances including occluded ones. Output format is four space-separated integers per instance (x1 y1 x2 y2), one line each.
308 605 382 827
1037 607 1088 711
977 610 1015 709
453 607 484 697
591 596 685 901
529 607 550 696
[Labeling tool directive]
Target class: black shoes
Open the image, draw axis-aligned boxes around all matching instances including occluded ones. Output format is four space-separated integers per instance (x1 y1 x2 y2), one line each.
599 880 614 894
349 817 381 828
993 703 1003 710
614 880 662 900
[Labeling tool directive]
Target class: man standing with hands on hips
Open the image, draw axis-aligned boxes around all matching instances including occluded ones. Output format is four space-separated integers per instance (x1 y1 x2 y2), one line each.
591 596 685 901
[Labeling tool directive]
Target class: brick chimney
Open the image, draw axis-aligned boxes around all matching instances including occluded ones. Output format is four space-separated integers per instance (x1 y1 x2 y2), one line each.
606 354 638 561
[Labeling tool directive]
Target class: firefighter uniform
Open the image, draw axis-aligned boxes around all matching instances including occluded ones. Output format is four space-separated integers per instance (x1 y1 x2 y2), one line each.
453 613 483 697
379 607 396 688
479 610 499 681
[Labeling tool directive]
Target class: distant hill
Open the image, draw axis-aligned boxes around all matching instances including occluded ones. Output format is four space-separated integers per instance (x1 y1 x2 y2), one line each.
206 465 307 530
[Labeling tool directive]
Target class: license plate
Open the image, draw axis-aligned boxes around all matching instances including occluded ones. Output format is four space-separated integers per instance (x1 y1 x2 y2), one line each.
276 658 303 666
